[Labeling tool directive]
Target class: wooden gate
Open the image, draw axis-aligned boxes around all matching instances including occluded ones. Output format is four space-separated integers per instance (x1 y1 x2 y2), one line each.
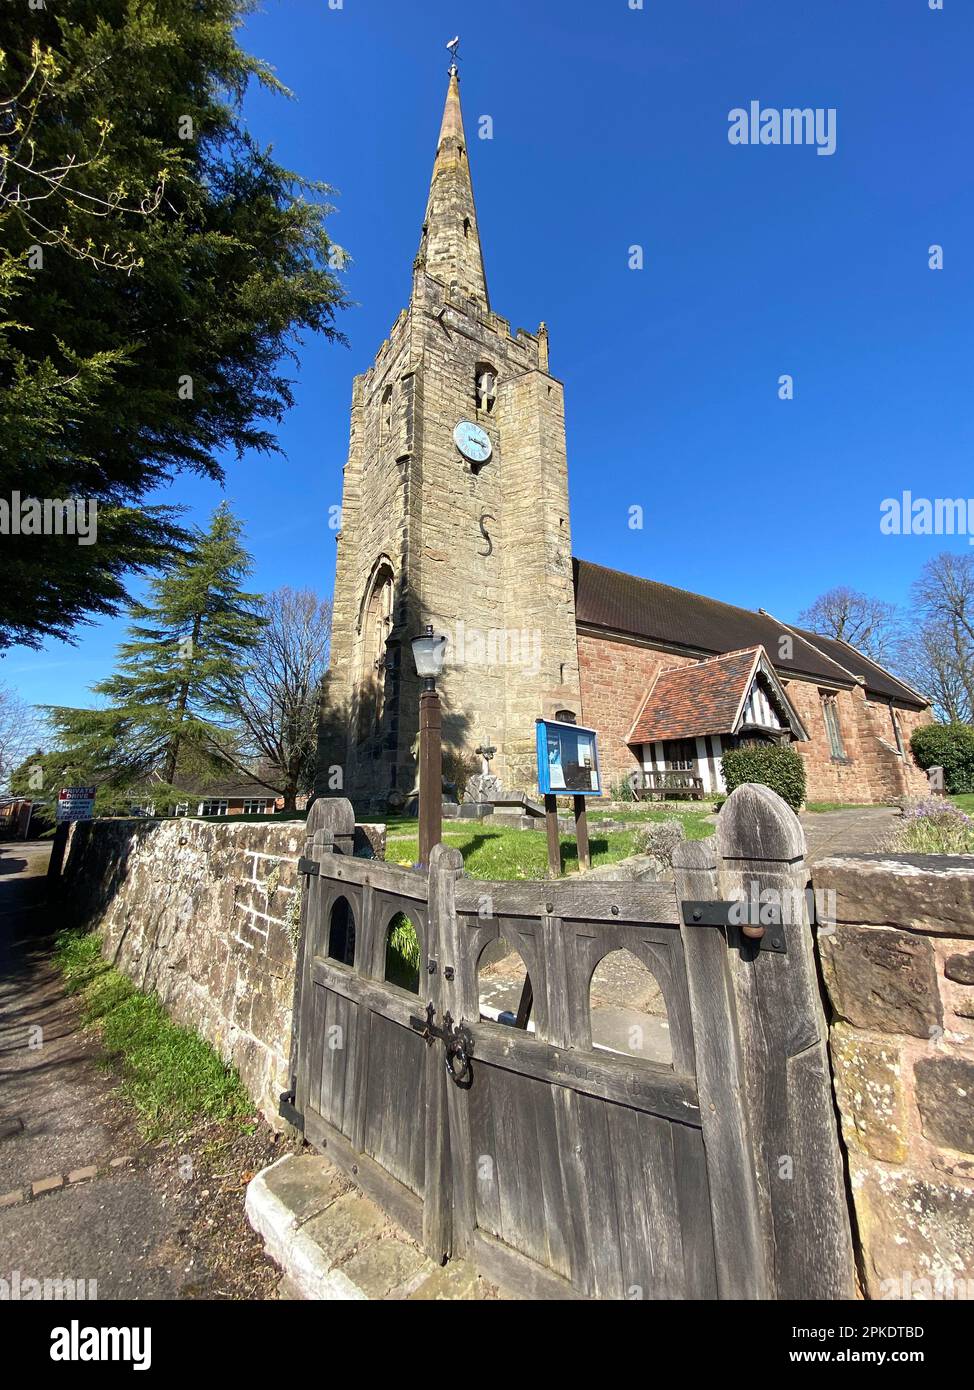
287 787 855 1300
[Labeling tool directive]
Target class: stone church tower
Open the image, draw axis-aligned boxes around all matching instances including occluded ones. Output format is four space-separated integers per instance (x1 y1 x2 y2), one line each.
320 64 581 811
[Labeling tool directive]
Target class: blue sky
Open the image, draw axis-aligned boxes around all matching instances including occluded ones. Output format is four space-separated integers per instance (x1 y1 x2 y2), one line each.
7 0 972 710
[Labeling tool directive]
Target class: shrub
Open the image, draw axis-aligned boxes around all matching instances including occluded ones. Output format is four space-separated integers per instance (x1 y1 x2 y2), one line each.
910 723 974 794
385 912 421 992
610 775 637 803
442 747 480 801
633 819 686 868
894 797 974 854
721 743 806 812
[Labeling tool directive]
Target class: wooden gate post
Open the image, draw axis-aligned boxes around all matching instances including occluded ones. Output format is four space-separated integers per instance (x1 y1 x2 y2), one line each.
287 798 355 1123
673 836 769 1299
424 842 466 1263
710 783 855 1299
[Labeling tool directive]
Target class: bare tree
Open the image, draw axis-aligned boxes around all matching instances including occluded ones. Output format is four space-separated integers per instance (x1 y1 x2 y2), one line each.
894 618 971 724
797 586 899 663
215 588 331 811
906 552 974 721
0 682 44 791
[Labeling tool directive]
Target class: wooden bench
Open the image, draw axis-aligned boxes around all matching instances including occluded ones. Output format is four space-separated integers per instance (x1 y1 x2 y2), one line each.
632 772 706 802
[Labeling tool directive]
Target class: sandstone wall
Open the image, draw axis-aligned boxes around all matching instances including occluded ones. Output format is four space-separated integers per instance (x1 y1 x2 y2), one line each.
58 816 384 1124
814 853 974 1299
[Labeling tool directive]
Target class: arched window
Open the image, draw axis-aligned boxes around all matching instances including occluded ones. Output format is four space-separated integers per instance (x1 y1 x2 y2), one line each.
384 912 421 994
356 562 395 740
327 896 355 967
589 948 671 1065
478 943 533 1030
475 362 497 416
379 384 393 445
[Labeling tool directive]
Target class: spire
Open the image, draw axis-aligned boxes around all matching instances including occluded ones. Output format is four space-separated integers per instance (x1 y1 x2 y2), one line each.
414 62 489 309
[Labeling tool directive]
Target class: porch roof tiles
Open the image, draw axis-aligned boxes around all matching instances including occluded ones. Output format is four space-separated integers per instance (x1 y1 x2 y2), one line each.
628 648 762 745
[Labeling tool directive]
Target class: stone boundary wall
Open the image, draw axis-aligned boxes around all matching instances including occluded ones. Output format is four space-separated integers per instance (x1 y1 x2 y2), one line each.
813 853 974 1299
58 815 385 1124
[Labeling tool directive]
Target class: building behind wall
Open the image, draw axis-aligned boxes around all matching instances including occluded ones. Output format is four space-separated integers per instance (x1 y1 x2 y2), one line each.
319 62 932 814
575 560 930 803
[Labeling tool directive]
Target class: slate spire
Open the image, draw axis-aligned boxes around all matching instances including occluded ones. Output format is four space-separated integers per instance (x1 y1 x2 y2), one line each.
414 64 489 309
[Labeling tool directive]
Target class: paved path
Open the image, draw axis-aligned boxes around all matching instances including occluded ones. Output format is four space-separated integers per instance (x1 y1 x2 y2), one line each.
800 807 899 862
0 840 282 1301
0 840 200 1298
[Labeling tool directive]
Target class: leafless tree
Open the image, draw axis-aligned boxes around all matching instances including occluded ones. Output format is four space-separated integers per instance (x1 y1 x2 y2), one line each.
0 682 44 791
904 552 974 722
894 618 971 724
214 588 331 811
797 586 899 664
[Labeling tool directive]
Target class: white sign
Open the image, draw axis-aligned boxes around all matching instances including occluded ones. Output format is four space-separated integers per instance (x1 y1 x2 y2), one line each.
57 786 96 823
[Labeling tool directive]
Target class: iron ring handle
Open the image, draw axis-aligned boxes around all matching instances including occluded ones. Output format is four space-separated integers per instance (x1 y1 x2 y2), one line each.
445 1039 472 1085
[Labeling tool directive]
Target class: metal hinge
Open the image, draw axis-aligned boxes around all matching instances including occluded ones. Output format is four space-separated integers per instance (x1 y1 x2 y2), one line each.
297 856 319 877
279 1080 305 1130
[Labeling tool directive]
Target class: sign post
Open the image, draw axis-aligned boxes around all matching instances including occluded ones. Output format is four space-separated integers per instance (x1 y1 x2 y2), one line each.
56 786 96 823
544 794 561 877
535 719 602 877
573 794 590 869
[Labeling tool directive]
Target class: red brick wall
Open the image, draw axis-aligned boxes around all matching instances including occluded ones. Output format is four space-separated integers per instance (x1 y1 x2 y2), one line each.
577 628 932 804
783 681 930 802
576 631 699 792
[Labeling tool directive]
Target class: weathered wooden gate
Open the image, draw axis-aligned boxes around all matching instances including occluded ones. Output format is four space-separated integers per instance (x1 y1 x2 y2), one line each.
286 787 855 1300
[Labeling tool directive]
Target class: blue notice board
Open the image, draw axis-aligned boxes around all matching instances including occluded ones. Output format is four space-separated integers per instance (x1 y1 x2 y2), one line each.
536 719 602 797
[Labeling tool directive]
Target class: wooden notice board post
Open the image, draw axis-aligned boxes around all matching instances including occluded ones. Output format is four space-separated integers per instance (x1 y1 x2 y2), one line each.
573 794 590 870
544 794 561 876
536 719 601 879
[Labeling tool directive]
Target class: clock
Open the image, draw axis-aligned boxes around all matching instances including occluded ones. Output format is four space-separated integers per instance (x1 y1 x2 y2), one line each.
453 420 492 466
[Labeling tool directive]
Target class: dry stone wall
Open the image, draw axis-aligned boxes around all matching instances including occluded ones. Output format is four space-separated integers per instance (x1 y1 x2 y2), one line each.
59 816 385 1124
813 853 974 1299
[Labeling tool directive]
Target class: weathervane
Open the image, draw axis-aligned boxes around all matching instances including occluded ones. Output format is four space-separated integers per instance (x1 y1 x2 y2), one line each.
446 35 460 75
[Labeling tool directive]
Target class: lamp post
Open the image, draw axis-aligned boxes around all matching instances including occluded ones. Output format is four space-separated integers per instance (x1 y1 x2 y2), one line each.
411 623 447 867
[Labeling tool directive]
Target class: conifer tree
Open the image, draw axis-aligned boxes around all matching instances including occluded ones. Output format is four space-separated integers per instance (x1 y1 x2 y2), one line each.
49 504 264 788
0 1 348 649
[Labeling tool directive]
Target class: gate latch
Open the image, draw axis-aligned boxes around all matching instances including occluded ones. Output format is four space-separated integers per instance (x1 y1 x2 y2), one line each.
297 856 319 877
409 1002 475 1086
681 899 804 954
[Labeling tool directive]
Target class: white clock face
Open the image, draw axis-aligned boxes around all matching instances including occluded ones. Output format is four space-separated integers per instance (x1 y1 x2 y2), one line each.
453 420 492 464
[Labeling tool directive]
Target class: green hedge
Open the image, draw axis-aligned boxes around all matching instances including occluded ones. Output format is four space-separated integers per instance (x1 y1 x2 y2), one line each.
910 723 974 794
721 743 807 812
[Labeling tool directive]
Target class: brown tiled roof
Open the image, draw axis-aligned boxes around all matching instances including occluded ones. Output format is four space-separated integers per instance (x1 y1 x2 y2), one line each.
629 648 761 744
789 625 928 706
573 558 927 709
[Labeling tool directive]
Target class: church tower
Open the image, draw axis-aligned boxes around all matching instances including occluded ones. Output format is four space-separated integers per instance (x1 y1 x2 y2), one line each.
321 61 581 810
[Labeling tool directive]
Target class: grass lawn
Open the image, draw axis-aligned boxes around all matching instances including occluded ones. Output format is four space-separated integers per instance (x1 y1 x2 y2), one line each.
588 804 716 838
385 823 639 877
384 806 714 879
951 794 974 814
803 801 874 813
